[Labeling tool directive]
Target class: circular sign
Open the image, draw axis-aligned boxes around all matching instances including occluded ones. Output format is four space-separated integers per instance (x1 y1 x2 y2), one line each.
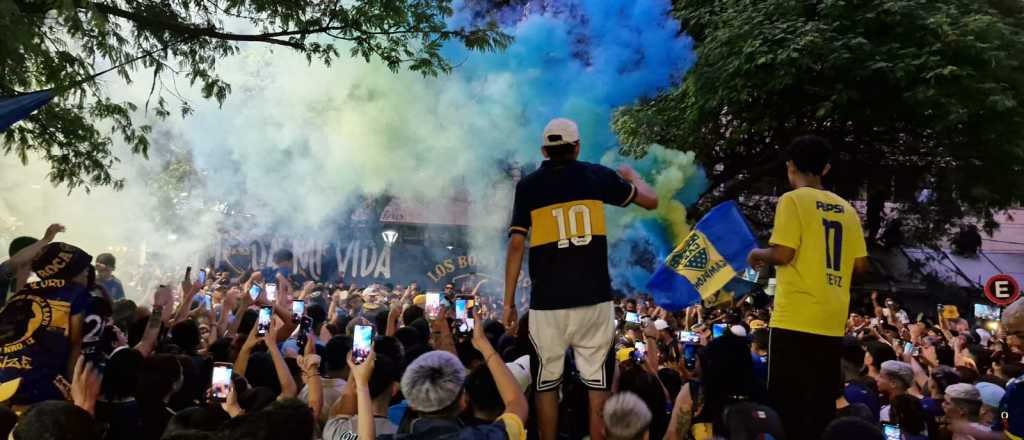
984 274 1021 307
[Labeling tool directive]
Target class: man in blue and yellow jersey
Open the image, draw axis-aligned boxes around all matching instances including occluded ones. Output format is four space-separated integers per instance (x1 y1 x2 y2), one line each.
503 118 658 440
748 135 870 440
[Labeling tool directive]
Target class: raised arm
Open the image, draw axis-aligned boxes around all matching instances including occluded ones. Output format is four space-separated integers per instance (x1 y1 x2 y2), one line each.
135 304 164 357
386 300 402 337
7 224 63 268
330 368 358 418
349 349 377 440
298 334 323 420
234 320 261 377
471 316 529 423
429 306 457 356
264 319 298 399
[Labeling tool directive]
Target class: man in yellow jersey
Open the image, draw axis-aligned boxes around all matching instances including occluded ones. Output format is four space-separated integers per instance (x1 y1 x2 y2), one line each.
504 118 658 440
747 135 869 440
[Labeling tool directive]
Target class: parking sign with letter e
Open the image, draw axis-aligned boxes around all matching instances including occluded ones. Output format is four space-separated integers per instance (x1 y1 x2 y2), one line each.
984 274 1021 307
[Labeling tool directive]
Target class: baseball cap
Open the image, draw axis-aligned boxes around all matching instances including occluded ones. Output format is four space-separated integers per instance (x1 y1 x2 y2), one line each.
654 319 670 331
975 382 1005 408
946 383 982 402
31 243 92 282
506 355 532 392
542 118 580 147
413 294 426 306
401 351 466 413
749 320 767 330
880 360 914 388
730 325 748 337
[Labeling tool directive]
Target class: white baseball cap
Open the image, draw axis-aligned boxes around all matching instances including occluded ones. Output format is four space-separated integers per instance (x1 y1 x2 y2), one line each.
506 355 532 392
542 118 580 147
654 319 670 331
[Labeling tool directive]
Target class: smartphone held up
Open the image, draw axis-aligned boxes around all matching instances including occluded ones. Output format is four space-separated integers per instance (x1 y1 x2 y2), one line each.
455 298 475 335
353 325 374 365
211 362 233 403
265 283 278 302
425 293 441 320
257 306 273 337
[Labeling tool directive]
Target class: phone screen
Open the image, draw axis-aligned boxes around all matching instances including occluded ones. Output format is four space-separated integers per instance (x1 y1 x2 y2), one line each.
425 293 441 320
882 424 901 440
903 342 914 354
296 316 313 350
456 299 474 334
712 323 726 339
292 300 305 318
265 283 278 302
198 269 207 285
249 285 261 301
974 303 1002 321
353 325 374 364
677 331 700 344
257 306 273 336
625 311 640 324
633 341 647 362
204 294 213 311
211 363 233 402
683 344 698 370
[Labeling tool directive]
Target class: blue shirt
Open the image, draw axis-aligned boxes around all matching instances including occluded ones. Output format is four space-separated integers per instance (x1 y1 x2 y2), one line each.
751 353 767 384
995 373 1024 437
844 381 881 420
100 276 125 301
0 279 89 404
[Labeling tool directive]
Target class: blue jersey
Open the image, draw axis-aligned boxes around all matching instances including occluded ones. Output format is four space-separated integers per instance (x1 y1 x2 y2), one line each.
998 373 1024 439
0 279 89 404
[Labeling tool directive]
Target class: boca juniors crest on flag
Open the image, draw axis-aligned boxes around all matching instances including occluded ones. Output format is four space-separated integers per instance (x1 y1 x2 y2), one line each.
647 201 759 311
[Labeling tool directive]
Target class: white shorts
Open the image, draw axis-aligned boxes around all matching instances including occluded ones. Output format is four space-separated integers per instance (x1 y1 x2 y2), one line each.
528 301 615 392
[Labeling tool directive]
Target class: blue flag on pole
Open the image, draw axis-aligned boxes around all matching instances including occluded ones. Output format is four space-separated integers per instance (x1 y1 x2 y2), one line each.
646 201 758 311
0 90 54 133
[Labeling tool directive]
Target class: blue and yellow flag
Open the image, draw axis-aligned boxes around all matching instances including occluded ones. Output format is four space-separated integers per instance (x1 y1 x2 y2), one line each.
647 201 758 311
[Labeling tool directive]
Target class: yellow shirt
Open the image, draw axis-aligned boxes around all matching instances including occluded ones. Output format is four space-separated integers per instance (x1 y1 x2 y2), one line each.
769 187 867 337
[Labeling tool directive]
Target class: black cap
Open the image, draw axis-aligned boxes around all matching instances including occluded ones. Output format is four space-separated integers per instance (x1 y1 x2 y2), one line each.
32 242 93 281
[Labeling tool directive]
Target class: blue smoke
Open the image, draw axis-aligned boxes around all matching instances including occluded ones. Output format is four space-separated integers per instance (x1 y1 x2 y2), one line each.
445 0 702 293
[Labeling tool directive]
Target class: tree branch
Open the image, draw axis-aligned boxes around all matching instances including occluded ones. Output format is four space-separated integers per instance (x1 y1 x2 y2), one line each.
84 1 307 49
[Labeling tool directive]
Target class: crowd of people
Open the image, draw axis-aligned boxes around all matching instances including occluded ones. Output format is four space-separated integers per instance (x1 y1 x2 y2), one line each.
0 121 1022 440
0 231 1022 440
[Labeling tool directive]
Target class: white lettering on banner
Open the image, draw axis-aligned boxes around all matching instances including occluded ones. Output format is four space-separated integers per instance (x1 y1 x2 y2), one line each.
217 238 391 281
293 239 326 280
335 241 391 280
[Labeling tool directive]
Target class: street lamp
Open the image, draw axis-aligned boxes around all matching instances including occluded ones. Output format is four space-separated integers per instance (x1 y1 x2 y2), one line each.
382 229 399 247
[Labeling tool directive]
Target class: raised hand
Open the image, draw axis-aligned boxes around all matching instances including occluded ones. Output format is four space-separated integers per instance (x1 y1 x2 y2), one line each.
43 223 66 242
71 356 102 415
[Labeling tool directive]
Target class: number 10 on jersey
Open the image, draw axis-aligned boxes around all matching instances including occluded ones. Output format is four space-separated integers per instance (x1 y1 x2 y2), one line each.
552 205 593 248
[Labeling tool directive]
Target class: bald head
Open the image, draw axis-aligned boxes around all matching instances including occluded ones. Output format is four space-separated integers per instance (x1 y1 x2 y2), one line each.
1005 298 1024 350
